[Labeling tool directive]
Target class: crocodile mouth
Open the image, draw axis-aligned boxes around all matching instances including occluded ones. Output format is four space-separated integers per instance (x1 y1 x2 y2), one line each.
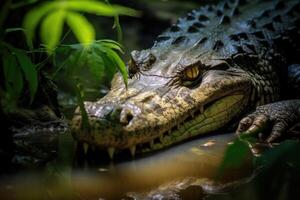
77 91 247 159
133 93 246 154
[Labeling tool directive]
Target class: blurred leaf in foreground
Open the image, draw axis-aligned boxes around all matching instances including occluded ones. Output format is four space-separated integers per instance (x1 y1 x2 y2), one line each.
40 9 66 51
23 0 139 53
217 138 253 175
66 11 95 45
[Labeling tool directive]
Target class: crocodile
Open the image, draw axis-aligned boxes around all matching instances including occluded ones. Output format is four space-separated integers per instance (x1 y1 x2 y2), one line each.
72 0 300 159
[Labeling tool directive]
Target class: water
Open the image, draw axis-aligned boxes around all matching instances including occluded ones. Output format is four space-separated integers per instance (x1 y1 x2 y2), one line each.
0 133 254 200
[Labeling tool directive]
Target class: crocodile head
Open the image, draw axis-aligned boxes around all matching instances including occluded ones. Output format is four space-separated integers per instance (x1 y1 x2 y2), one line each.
72 42 253 158
71 0 292 158
71 0 282 158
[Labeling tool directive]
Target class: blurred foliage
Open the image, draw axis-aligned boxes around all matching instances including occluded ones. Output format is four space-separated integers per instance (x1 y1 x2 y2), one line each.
23 0 138 52
217 137 254 177
0 0 137 120
217 134 300 178
210 140 300 200
215 130 300 199
255 140 300 168
54 40 127 84
1 42 38 112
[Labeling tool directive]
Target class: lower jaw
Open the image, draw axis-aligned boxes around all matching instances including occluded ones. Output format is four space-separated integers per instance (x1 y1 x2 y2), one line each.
136 93 247 154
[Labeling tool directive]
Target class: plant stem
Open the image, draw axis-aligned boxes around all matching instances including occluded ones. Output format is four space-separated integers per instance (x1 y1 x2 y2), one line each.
105 0 123 43
74 78 90 131
113 15 123 44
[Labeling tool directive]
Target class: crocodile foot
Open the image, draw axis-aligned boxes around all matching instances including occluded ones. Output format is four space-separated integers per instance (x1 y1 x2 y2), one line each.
236 100 300 143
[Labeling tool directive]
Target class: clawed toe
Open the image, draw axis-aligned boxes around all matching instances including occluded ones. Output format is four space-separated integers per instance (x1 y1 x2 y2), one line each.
266 121 288 143
236 114 269 136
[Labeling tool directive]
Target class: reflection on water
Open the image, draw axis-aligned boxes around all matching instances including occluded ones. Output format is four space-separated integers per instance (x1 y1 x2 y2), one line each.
0 133 254 200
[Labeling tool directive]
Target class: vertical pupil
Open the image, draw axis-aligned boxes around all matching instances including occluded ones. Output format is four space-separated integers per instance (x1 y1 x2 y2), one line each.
186 67 199 79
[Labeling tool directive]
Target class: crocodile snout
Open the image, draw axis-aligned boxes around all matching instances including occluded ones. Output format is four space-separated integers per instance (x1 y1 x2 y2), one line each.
94 104 135 127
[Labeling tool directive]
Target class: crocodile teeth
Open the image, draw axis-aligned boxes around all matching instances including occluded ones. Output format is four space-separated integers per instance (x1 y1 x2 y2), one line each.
107 147 115 159
130 146 136 157
150 140 154 148
83 143 89 154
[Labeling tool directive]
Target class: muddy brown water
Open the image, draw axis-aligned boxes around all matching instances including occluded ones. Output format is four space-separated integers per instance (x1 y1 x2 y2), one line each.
0 133 254 200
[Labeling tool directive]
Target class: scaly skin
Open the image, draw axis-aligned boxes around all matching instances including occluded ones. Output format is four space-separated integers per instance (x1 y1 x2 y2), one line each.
72 0 300 158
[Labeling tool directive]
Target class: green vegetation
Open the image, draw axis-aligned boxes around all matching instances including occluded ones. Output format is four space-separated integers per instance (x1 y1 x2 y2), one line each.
217 136 254 177
211 138 300 200
1 42 38 110
217 134 300 177
23 0 138 52
0 0 138 125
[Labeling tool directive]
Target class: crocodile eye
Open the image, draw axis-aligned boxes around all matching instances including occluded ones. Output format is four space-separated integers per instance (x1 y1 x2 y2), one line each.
182 66 200 80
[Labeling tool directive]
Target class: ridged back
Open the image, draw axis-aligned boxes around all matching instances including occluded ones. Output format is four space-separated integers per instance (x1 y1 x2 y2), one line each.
152 0 300 62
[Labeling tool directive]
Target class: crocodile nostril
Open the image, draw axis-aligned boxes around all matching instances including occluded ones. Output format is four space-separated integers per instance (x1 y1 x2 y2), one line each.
120 109 134 125
98 104 136 126
106 106 122 122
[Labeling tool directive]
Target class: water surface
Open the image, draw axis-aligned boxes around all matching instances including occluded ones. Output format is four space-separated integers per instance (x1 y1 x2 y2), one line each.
0 133 254 200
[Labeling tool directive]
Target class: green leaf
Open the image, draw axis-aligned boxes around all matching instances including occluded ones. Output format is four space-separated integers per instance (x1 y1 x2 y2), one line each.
93 42 126 83
66 11 95 45
41 9 66 52
97 40 124 53
23 2 57 40
23 0 138 49
100 52 117 80
216 138 253 179
85 48 105 79
97 39 123 47
105 48 128 87
2 54 23 103
55 40 128 86
15 50 38 104
65 1 139 17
